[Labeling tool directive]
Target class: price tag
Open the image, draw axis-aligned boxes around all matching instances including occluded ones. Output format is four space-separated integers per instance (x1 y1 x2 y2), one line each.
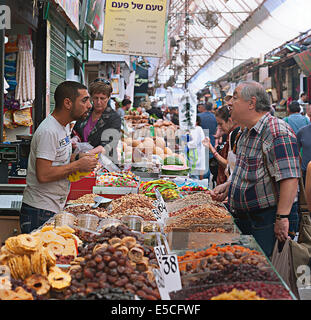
160 253 182 292
154 245 167 266
152 189 169 223
154 245 181 292
153 268 171 300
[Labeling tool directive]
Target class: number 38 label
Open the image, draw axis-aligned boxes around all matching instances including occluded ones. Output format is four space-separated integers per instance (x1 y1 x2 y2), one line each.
155 250 181 292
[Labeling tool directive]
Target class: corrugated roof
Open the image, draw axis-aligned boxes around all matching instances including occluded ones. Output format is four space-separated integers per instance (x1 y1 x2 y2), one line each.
156 0 265 85
187 0 311 92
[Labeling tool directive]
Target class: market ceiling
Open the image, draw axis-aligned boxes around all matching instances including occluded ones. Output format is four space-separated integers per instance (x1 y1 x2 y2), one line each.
156 0 266 86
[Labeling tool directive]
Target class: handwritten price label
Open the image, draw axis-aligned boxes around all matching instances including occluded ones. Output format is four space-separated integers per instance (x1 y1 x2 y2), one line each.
152 189 169 223
153 268 171 300
154 245 181 292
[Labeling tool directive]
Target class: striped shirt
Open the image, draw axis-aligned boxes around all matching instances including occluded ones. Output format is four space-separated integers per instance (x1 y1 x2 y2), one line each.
228 113 300 212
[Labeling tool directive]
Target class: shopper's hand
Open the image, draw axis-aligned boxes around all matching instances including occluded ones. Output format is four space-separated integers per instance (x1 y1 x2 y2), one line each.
274 218 290 242
202 137 211 149
77 155 98 172
210 182 230 202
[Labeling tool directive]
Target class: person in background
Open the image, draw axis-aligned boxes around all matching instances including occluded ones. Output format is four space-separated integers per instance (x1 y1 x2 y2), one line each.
20 81 99 233
197 102 218 181
305 104 311 122
72 79 121 159
283 100 309 134
212 80 300 258
297 120 311 184
117 98 132 119
202 106 239 186
146 101 164 119
169 106 179 125
186 116 206 180
298 92 309 114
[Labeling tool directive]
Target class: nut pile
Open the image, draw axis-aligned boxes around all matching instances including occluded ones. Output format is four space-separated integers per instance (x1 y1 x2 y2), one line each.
67 194 98 204
165 204 231 232
65 205 109 219
166 192 215 213
109 194 156 221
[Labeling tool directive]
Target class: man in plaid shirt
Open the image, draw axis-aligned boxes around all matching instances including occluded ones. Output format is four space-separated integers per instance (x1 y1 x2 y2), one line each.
210 81 300 258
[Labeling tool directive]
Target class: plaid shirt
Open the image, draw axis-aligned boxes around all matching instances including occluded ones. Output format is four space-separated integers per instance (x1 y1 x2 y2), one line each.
228 113 300 212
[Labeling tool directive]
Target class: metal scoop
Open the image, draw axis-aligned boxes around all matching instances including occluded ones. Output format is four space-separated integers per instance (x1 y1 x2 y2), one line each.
92 196 112 209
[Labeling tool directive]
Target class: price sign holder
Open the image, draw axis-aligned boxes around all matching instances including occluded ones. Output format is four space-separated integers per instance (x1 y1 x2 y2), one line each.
153 268 171 300
152 189 169 224
154 245 182 292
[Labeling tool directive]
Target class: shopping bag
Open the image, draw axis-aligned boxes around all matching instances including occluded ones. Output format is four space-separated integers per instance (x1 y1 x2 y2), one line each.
271 240 292 288
298 176 309 215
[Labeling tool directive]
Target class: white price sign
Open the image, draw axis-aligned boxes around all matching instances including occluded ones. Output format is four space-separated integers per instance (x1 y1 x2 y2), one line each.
154 245 182 292
153 268 171 300
152 189 169 223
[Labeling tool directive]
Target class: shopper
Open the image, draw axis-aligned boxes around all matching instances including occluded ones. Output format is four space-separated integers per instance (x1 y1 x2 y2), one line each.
117 98 132 118
297 122 311 183
283 100 309 134
202 106 239 185
305 104 311 122
298 92 308 114
212 81 300 258
197 102 218 181
21 81 99 233
72 79 121 159
185 116 206 179
169 106 179 125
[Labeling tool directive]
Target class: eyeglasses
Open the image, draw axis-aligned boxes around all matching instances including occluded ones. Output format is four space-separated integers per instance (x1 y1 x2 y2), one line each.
93 78 111 85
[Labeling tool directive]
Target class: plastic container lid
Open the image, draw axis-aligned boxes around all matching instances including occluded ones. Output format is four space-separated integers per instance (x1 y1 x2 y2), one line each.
121 215 143 232
97 218 122 231
77 214 99 231
142 220 163 233
54 212 76 227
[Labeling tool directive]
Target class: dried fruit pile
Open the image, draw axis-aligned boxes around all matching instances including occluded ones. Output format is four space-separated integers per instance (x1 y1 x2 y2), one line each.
181 263 280 288
211 288 265 300
61 225 160 300
182 282 292 300
68 287 135 300
178 244 267 273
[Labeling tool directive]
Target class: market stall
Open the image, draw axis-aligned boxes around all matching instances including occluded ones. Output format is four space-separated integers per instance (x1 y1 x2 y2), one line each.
0 178 297 300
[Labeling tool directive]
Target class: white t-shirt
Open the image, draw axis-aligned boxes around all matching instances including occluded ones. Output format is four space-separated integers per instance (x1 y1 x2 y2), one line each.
187 126 206 171
23 115 72 213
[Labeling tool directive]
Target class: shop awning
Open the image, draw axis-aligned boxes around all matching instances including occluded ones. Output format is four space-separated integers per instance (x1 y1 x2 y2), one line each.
294 49 311 77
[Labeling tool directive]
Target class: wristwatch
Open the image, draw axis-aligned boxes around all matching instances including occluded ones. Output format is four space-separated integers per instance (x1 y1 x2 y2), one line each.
276 214 289 220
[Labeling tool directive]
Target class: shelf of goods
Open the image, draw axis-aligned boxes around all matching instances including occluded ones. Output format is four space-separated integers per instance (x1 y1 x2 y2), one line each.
0 191 296 300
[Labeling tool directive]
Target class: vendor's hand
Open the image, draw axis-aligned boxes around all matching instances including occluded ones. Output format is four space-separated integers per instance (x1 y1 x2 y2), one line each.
274 218 290 242
88 146 106 155
77 155 98 172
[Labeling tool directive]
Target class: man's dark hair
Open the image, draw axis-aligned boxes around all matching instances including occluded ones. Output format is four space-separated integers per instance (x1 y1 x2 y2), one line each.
288 101 301 113
54 81 87 110
205 102 213 111
122 98 132 106
300 92 306 97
